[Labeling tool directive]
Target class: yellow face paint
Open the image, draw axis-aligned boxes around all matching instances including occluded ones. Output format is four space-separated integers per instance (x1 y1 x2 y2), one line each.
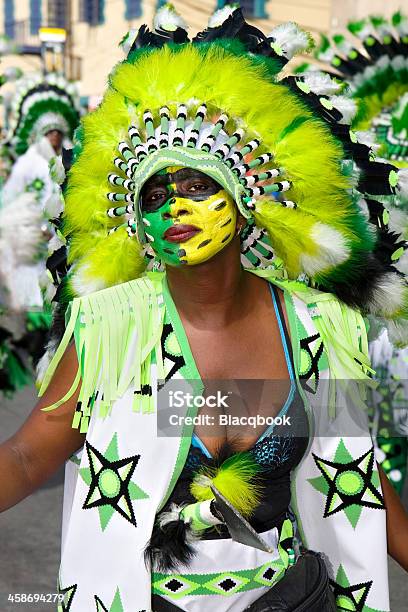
141 167 238 266
169 190 237 265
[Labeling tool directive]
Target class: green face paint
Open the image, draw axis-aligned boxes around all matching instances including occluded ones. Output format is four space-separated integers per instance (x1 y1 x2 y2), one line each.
141 167 238 267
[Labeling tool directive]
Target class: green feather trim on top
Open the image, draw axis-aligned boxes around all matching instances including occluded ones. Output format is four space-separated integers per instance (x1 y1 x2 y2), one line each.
14 99 79 155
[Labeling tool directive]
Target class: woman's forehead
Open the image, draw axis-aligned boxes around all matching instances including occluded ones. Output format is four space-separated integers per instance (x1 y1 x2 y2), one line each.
143 167 219 188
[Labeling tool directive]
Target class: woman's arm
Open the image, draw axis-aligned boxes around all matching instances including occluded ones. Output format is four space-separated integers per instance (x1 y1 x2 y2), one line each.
379 464 408 571
0 343 85 512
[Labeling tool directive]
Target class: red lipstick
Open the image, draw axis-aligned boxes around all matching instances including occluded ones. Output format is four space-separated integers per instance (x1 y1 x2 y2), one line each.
164 225 201 243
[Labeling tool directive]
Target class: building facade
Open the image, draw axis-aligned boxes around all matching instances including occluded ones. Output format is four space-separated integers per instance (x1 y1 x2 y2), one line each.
0 0 404 97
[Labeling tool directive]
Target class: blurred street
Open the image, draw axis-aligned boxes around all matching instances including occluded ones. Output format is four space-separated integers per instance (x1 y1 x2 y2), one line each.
0 386 407 611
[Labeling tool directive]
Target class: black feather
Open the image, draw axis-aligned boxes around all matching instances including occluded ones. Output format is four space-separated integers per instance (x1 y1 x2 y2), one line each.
144 513 197 572
129 23 189 53
193 7 265 52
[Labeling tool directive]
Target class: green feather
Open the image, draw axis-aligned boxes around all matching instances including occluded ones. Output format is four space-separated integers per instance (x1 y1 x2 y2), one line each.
190 452 263 518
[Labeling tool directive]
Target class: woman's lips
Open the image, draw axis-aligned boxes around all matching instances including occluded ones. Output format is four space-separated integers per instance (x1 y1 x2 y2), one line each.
164 225 201 243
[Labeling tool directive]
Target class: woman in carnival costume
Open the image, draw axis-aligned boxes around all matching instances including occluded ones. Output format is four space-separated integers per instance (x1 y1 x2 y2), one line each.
0 64 34 395
0 72 80 389
297 11 408 496
1 5 408 611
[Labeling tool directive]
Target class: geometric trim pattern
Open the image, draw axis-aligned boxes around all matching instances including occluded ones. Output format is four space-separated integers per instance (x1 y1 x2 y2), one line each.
152 558 287 599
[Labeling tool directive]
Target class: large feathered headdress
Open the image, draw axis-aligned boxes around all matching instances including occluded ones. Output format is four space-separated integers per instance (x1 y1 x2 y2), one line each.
58 5 408 331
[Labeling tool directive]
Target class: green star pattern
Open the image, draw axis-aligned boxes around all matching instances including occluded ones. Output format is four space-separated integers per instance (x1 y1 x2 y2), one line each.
330 565 386 612
94 588 124 612
79 434 149 531
57 580 77 611
308 440 384 528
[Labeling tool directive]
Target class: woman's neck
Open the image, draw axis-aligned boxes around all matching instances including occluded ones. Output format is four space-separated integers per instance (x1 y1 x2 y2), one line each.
165 238 252 327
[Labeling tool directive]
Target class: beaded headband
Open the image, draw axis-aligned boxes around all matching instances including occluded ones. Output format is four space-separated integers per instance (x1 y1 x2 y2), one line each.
106 103 293 244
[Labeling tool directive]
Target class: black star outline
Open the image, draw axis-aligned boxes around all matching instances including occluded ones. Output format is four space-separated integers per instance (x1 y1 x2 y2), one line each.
94 595 108 611
313 447 385 520
83 440 142 527
299 333 323 389
58 581 77 611
330 578 372 612
161 322 186 382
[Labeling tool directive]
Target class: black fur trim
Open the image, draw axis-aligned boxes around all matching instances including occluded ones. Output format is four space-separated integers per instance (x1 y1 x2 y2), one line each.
144 513 197 572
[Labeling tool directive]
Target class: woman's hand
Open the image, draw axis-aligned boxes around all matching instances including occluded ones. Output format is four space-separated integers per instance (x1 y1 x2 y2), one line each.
379 464 408 571
0 343 85 512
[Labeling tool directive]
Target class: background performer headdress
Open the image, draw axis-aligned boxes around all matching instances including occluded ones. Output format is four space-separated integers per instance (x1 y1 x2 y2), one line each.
3 72 80 155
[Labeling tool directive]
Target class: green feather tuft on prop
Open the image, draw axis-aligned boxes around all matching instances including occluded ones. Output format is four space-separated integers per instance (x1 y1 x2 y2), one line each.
190 452 263 518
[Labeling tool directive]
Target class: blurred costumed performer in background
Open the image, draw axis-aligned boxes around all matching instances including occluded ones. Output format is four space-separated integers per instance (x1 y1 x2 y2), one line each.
296 11 408 495
0 72 80 393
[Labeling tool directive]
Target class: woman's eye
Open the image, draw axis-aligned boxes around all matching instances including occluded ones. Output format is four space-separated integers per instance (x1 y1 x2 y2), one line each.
148 191 166 202
188 182 208 192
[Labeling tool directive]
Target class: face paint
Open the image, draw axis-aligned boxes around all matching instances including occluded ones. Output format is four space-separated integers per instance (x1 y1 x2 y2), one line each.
141 167 238 266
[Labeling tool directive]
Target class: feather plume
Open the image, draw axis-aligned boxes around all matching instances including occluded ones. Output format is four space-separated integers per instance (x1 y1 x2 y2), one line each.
268 22 314 59
153 4 188 32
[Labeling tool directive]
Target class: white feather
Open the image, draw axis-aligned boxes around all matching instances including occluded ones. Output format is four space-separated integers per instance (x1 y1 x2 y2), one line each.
35 336 60 386
208 5 237 28
302 71 341 96
300 223 350 275
153 5 187 32
368 273 407 318
351 23 373 41
268 22 311 59
355 130 381 151
394 249 408 276
386 319 408 349
388 207 408 240
44 190 63 218
48 233 65 253
329 96 357 125
71 264 107 297
397 168 408 201
120 29 138 56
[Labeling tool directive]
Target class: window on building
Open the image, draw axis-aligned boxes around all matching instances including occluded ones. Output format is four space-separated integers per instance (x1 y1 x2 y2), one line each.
216 0 267 19
30 0 42 35
79 0 105 25
47 0 67 28
4 0 14 39
125 0 142 20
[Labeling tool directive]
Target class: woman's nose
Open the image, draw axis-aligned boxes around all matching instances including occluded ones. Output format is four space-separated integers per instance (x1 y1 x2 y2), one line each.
162 197 191 219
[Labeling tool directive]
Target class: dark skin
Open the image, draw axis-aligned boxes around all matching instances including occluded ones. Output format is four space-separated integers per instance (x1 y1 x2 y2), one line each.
45 129 63 154
0 170 407 573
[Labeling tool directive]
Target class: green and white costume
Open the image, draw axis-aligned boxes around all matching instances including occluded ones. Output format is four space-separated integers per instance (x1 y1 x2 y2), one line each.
41 271 388 612
38 5 408 611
